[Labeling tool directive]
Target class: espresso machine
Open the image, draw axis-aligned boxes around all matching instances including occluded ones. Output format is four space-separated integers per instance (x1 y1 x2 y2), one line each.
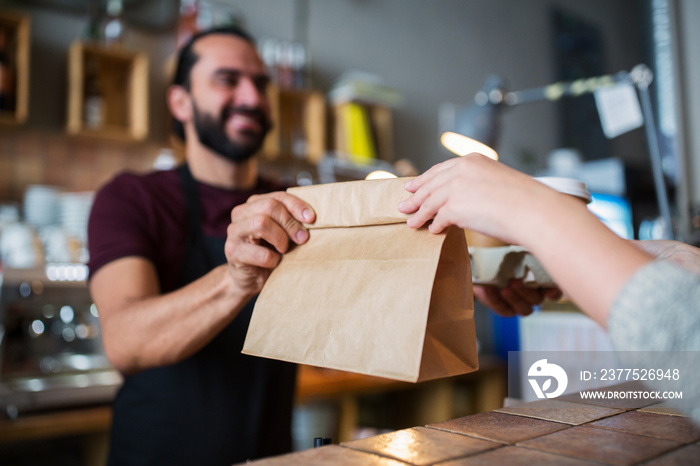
0 264 122 419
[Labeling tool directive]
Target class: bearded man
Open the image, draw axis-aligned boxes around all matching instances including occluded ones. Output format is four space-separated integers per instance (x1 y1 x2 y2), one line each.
87 26 315 466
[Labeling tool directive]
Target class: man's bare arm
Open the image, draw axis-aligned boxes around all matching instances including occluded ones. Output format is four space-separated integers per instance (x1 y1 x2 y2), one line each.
91 257 248 374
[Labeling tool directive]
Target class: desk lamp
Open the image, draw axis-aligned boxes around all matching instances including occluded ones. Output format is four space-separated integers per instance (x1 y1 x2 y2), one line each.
441 75 503 161
441 64 673 240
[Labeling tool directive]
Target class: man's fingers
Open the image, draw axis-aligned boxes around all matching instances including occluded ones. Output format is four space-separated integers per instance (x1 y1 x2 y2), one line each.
236 242 281 270
499 282 539 317
508 280 546 306
225 191 315 294
257 192 315 246
474 285 517 318
510 280 563 305
249 212 294 253
544 287 563 301
264 192 315 224
233 193 315 250
499 291 535 316
474 282 543 318
226 223 282 269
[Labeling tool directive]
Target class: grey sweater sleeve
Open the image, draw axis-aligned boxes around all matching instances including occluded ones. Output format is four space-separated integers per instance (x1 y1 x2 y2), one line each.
608 260 700 423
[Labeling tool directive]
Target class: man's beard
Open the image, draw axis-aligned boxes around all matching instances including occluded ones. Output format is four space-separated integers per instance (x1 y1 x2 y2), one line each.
192 103 271 163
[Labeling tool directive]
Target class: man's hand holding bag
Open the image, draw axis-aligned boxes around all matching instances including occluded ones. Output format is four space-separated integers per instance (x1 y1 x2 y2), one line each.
242 177 478 382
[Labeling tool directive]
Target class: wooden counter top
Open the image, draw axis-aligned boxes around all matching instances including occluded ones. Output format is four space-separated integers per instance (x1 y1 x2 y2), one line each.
245 380 700 465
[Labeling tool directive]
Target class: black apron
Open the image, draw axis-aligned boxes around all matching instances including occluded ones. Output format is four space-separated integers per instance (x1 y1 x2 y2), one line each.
107 164 297 466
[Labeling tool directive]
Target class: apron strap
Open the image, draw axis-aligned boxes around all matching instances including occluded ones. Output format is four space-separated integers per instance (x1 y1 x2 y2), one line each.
177 163 217 272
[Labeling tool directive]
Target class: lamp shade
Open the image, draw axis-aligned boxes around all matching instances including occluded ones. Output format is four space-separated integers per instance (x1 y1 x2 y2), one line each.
441 75 505 160
441 132 498 160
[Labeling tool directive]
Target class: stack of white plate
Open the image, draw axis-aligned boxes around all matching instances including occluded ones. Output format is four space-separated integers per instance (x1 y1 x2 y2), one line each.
24 185 61 227
0 222 38 268
59 191 94 242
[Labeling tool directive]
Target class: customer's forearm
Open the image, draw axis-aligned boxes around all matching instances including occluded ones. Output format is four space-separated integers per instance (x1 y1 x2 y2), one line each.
521 195 653 328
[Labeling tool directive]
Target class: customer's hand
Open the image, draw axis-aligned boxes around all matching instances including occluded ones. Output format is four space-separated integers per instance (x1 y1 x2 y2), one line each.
225 192 315 294
399 154 565 317
399 154 554 247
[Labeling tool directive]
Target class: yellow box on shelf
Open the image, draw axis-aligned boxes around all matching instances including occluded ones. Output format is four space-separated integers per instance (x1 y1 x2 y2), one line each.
339 102 377 164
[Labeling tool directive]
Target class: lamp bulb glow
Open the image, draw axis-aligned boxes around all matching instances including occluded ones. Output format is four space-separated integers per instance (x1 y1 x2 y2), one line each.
440 132 498 160
365 170 398 180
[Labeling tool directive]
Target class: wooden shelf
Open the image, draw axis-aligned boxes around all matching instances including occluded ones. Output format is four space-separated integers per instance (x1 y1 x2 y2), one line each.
66 41 149 141
262 85 326 164
0 406 111 445
0 8 30 125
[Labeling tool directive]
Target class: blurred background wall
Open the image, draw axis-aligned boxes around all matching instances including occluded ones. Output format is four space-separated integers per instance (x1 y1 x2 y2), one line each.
0 0 698 238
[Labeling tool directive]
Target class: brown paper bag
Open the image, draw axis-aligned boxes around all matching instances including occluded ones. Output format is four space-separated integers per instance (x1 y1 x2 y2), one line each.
242 177 478 383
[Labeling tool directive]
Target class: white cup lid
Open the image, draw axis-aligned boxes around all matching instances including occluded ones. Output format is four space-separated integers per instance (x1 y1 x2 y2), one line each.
533 176 591 203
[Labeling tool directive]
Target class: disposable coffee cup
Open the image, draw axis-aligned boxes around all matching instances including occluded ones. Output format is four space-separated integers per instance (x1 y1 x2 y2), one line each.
465 229 509 248
533 176 591 204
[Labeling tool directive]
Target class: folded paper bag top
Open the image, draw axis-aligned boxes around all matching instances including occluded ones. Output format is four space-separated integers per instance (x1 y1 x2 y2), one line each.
242 177 479 383
288 176 413 229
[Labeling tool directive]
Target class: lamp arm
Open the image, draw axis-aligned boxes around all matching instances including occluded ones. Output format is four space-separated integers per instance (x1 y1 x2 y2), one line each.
483 64 674 240
636 82 674 239
500 72 629 106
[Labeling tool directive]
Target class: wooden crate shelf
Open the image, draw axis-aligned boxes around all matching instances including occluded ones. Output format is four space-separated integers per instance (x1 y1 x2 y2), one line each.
66 41 148 141
0 8 30 125
262 85 326 164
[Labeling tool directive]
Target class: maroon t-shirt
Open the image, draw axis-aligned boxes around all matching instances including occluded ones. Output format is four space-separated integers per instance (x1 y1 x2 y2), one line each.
87 168 282 293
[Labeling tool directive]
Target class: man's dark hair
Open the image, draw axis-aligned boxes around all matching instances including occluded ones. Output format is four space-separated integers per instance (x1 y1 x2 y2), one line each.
171 25 256 140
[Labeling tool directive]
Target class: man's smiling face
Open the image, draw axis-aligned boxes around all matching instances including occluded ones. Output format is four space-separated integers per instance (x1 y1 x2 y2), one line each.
187 34 272 163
